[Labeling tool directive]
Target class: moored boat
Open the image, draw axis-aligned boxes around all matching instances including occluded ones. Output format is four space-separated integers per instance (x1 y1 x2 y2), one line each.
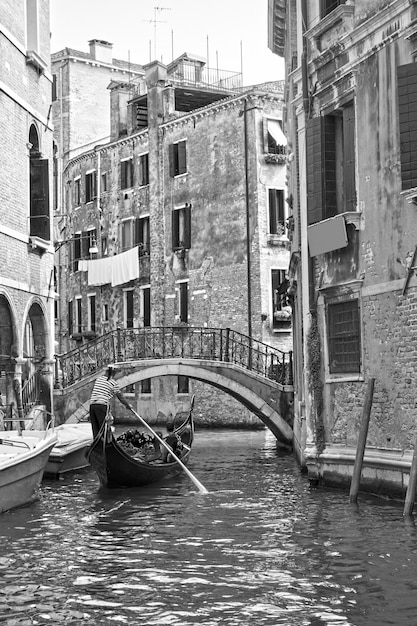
44 422 93 478
0 427 57 513
88 401 195 489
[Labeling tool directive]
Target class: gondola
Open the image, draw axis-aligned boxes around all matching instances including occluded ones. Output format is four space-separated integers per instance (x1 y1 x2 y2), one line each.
87 398 195 489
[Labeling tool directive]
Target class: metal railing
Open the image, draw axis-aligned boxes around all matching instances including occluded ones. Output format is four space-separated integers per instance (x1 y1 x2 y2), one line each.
55 326 293 389
21 371 41 416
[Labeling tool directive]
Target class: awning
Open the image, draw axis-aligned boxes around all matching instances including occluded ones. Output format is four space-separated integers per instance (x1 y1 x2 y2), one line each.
268 119 287 146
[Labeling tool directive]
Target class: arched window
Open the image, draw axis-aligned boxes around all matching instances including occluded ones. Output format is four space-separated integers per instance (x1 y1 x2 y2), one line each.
29 124 50 240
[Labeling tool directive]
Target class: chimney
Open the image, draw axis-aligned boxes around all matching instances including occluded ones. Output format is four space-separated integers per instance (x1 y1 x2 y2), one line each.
88 39 113 64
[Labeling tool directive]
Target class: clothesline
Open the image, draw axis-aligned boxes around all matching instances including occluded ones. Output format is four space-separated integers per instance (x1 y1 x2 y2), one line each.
81 246 140 287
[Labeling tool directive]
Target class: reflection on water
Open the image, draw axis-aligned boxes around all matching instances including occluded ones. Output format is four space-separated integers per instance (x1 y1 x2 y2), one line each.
0 430 416 625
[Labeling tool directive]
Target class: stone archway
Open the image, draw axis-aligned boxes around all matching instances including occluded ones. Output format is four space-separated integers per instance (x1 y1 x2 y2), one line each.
0 295 18 427
23 302 51 412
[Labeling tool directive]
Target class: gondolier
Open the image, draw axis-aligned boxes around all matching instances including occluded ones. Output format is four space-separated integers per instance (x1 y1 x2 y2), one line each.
89 365 131 437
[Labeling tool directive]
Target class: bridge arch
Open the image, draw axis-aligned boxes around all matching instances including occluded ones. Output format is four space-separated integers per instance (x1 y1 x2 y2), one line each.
60 358 293 446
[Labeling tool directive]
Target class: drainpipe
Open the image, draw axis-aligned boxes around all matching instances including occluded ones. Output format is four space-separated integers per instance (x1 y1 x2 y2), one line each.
243 98 253 339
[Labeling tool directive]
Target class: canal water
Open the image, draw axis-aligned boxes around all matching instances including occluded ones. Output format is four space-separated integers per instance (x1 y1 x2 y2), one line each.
0 429 416 626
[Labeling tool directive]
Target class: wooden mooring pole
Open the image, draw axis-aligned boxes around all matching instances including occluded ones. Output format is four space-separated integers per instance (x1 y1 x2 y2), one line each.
403 435 417 516
349 378 375 504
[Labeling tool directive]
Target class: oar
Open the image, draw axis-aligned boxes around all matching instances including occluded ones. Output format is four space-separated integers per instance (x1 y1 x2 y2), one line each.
128 406 208 495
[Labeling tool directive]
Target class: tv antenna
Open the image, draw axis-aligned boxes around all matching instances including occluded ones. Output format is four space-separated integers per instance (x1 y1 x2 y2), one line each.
144 6 171 61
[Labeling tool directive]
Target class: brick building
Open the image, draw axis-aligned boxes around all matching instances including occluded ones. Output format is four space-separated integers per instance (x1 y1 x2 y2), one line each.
0 0 55 417
269 0 417 496
52 46 291 424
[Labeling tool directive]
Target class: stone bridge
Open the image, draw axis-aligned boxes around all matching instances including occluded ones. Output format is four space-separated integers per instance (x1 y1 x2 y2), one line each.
54 327 294 445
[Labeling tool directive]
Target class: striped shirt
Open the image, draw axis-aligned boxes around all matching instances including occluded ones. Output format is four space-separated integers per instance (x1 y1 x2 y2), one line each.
90 375 120 406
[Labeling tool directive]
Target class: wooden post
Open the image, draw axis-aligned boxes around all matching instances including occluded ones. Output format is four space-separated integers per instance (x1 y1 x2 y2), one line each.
349 378 375 503
403 435 417 516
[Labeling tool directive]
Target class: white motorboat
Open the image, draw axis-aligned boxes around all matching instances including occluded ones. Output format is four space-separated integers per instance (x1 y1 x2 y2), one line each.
0 428 57 513
44 422 93 478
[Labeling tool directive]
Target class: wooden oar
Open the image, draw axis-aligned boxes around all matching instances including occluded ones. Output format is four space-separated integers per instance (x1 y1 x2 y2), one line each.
128 406 208 495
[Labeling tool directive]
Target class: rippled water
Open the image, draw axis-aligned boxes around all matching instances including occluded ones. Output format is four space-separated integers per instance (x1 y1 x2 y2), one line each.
0 429 416 625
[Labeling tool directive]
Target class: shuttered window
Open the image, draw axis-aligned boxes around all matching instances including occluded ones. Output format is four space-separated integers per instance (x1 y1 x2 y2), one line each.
29 158 50 239
397 62 417 191
169 141 187 176
268 189 285 234
121 158 133 189
172 204 191 249
327 299 361 374
306 117 324 225
85 171 97 202
138 153 149 186
306 103 356 225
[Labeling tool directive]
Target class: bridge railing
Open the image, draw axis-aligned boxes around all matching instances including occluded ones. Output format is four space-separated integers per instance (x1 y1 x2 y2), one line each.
55 326 293 388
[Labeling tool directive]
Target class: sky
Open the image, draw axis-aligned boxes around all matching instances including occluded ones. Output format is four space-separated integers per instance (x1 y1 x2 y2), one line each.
49 0 284 86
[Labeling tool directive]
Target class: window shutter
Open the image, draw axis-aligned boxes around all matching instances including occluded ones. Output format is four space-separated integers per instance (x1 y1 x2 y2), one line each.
343 104 356 211
398 62 417 190
172 210 179 248
143 287 151 327
30 158 50 238
178 141 187 174
306 118 324 225
323 115 337 219
184 204 191 248
179 283 188 323
169 144 176 177
68 301 73 336
134 217 140 245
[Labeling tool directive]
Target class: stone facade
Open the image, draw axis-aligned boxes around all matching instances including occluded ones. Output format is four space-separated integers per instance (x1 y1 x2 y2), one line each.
0 0 55 416
271 0 417 496
53 50 292 425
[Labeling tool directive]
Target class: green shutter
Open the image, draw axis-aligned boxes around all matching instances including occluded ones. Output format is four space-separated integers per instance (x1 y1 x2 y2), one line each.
398 62 417 190
343 103 356 211
306 117 323 225
184 204 192 248
178 141 187 174
323 115 337 219
169 144 176 177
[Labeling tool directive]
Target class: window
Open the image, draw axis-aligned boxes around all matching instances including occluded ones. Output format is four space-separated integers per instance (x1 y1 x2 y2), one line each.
177 281 189 324
101 172 107 193
121 158 133 189
29 125 50 240
87 294 96 333
172 204 191 250
135 216 150 256
85 171 97 203
178 376 189 394
87 229 98 256
141 286 151 327
68 300 73 337
169 141 187 177
101 235 108 257
124 289 134 328
327 299 361 374
141 379 151 394
272 270 291 329
121 219 134 252
73 233 81 271
75 297 82 334
397 63 417 191
138 153 149 186
266 119 287 155
74 178 81 207
306 102 356 224
102 303 109 323
321 0 346 18
268 189 285 235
